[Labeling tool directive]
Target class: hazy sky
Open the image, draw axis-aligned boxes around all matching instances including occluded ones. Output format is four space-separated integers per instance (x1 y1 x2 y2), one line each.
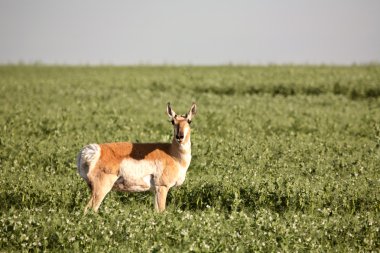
1 0 379 65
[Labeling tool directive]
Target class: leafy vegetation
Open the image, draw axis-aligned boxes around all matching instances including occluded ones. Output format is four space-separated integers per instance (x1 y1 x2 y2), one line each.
0 65 379 252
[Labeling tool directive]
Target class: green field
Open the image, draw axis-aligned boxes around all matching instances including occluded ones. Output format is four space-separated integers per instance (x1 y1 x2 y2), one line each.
0 65 379 252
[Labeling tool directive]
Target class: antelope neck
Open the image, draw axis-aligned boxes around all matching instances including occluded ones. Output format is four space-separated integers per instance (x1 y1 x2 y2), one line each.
171 137 191 155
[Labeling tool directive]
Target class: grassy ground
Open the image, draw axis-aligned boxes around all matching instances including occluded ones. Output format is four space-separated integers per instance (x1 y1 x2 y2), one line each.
0 65 379 252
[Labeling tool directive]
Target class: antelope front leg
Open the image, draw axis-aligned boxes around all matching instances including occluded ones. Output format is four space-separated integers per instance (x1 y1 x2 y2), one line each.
154 186 169 212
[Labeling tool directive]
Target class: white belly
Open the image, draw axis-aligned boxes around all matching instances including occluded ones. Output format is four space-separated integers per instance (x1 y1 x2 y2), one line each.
114 159 162 192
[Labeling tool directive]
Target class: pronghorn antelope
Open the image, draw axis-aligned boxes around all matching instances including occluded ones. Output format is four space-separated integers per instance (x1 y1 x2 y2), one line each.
77 102 197 213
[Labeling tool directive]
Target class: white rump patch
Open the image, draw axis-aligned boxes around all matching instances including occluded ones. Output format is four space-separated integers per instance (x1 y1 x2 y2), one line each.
77 144 101 181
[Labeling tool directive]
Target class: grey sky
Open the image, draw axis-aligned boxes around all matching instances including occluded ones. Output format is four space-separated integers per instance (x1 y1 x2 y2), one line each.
1 0 379 65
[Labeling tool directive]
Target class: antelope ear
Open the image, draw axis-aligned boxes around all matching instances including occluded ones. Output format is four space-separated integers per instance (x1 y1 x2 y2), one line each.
187 102 197 121
166 102 176 119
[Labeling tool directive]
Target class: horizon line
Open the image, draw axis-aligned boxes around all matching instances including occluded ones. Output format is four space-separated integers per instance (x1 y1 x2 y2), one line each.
1 61 379 67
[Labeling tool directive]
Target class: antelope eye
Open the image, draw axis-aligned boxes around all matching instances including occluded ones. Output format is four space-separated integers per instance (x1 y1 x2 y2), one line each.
171 120 175 125
187 120 192 124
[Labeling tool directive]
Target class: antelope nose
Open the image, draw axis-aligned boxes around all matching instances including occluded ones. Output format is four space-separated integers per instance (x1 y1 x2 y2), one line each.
176 134 184 140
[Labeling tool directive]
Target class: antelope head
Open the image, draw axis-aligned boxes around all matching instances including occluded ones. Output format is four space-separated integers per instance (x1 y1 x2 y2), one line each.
166 102 197 145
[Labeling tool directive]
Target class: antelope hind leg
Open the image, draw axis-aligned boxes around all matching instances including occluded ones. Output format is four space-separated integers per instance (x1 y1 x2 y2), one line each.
84 173 118 214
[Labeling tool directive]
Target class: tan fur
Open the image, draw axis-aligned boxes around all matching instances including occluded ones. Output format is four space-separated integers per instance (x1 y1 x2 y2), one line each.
77 103 196 213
